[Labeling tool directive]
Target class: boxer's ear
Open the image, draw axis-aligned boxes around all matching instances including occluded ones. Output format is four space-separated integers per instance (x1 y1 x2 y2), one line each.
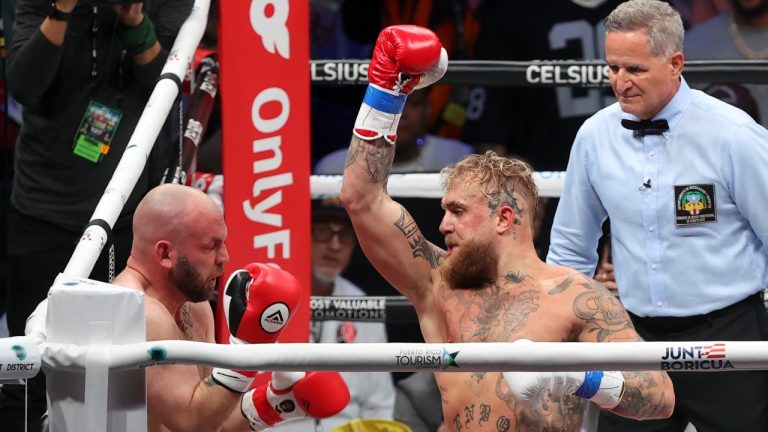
496 205 518 234
156 240 173 269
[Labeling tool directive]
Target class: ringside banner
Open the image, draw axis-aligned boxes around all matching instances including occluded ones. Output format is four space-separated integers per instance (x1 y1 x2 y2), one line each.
218 0 310 344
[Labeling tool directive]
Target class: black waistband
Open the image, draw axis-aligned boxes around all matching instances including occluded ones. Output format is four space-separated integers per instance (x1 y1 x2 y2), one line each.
628 292 764 332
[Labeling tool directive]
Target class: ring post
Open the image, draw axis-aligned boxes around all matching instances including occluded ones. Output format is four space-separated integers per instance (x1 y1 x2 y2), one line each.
45 275 146 432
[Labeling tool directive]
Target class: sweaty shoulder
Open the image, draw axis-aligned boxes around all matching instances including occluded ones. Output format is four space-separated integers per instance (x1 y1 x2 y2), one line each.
539 266 597 297
544 268 635 343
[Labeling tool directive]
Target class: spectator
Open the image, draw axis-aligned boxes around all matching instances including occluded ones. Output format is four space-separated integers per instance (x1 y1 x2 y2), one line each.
462 0 625 171
1 0 21 338
314 88 472 174
690 0 731 25
270 197 396 431
1 0 192 429
307 0 372 167
685 0 768 128
668 0 728 29
547 1 768 430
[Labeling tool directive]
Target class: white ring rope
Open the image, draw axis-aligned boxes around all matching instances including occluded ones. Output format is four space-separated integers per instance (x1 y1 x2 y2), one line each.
33 338 765 373
311 171 566 199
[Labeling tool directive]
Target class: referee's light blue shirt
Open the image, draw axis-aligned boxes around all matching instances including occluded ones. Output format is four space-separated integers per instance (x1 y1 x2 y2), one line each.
547 78 768 317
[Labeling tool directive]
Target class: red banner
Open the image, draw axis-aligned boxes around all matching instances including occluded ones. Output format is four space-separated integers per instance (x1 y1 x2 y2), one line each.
218 1 310 344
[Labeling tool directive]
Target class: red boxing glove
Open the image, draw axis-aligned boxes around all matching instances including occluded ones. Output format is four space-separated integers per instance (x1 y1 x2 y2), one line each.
354 25 448 144
241 371 350 430
369 25 444 95
223 263 301 345
212 264 302 392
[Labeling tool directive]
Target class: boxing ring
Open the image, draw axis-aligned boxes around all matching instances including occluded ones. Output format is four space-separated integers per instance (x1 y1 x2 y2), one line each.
2 1 768 431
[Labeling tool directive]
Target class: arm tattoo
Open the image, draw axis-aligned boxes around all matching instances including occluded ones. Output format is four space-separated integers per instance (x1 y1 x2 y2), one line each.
430 243 447 266
494 374 584 431
345 138 362 168
346 137 394 184
618 371 672 418
573 287 632 341
394 207 440 268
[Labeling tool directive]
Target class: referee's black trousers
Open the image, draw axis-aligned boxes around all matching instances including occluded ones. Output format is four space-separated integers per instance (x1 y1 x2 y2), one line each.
599 293 768 432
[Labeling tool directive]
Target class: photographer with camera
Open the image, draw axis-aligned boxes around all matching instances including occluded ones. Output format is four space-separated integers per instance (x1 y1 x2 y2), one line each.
2 0 193 429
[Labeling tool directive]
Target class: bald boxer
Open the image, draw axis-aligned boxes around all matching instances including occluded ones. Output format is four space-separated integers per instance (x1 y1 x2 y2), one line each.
113 184 349 431
340 25 674 431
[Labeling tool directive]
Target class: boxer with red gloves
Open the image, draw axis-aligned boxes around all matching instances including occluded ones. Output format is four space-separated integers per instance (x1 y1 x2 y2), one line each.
109 184 349 431
339 26 674 431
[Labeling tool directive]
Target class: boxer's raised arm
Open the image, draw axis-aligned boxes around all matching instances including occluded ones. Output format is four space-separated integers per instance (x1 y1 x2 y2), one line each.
340 25 447 306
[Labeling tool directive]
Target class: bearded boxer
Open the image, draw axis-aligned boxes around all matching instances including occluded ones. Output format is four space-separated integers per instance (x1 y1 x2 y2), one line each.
111 184 349 431
339 25 674 431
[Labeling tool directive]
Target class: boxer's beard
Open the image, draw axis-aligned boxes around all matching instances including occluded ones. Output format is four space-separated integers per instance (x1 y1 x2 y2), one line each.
172 255 213 302
440 238 498 289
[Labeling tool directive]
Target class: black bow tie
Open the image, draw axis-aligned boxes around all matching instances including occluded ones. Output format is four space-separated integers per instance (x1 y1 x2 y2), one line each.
621 119 669 136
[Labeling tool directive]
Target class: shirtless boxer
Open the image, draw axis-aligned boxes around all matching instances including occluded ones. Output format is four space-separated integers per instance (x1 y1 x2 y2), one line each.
113 184 349 431
339 25 674 431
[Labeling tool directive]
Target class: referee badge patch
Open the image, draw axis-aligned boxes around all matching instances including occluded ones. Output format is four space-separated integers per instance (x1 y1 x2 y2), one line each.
675 184 716 226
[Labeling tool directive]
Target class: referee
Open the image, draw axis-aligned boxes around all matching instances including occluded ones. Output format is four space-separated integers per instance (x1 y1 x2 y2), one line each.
549 1 768 431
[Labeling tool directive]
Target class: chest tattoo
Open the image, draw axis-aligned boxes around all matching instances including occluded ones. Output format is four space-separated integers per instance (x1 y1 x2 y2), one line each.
548 275 576 294
177 304 206 376
463 287 541 341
